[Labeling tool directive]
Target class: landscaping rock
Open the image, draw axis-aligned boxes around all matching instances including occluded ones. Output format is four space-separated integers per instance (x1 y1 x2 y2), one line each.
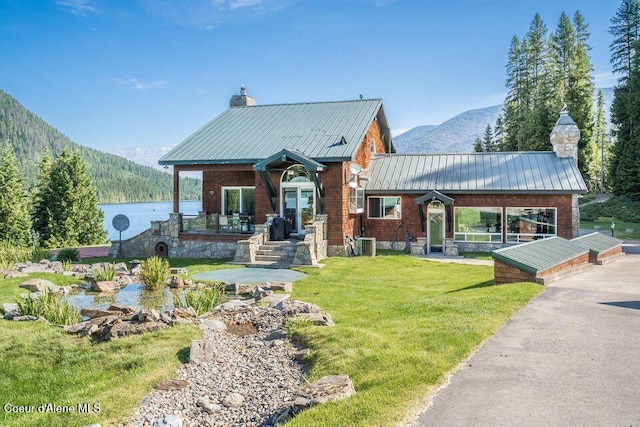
154 414 183 427
113 262 128 274
80 308 124 319
91 281 119 292
298 375 356 406
189 339 216 364
222 392 245 408
265 329 287 341
293 312 335 327
107 320 168 339
168 275 184 288
19 278 59 293
115 275 134 286
139 309 161 322
107 304 137 315
294 348 311 361
268 281 293 292
217 299 252 312
200 319 227 331
169 267 187 275
12 315 39 322
3 270 28 279
253 286 272 300
173 307 197 319
2 303 19 317
259 293 291 308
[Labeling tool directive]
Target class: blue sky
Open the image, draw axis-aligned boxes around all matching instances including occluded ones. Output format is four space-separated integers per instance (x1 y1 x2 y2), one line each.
0 0 619 167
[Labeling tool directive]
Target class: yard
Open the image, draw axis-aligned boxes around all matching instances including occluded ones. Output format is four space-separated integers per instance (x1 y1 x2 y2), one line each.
0 253 542 426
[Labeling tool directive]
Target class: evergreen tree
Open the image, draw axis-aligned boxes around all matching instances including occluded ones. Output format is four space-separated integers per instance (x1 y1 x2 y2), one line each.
482 124 497 151
593 90 612 192
609 0 640 83
473 137 484 152
0 143 32 244
493 114 506 150
32 149 53 243
609 0 640 200
37 149 107 247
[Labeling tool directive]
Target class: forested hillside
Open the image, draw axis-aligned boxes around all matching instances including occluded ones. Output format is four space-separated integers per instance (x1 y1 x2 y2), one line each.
0 90 201 203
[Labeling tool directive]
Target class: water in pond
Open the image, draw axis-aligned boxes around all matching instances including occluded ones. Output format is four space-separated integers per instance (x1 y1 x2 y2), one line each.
66 284 183 312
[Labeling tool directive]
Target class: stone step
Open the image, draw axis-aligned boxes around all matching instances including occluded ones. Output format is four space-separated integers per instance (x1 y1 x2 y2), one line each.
245 261 292 269
255 254 294 263
256 249 297 256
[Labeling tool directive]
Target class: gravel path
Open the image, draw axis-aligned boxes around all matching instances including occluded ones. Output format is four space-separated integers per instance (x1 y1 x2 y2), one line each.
127 308 306 427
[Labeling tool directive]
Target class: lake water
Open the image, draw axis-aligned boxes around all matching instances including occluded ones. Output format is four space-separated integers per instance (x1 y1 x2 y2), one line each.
99 200 202 241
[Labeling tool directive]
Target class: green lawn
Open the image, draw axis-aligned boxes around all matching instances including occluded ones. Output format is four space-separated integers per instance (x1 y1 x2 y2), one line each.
287 253 542 426
581 217 640 241
0 254 542 427
0 273 201 427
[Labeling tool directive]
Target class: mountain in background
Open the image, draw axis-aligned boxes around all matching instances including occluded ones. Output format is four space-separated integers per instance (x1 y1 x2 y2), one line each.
0 90 201 204
394 87 614 154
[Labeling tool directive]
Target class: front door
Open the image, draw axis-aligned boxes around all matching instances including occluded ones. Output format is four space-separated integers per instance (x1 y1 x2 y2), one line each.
282 185 315 234
427 201 445 254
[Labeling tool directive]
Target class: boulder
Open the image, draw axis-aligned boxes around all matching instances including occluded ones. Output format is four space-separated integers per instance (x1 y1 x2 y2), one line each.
113 262 128 274
265 329 288 341
139 309 161 322
115 275 134 286
173 307 197 319
91 281 119 292
107 320 168 339
216 300 251 312
107 304 137 315
294 348 311 361
189 339 217 364
80 308 124 319
293 312 335 327
168 275 184 288
268 281 293 292
259 293 291 308
19 278 59 293
252 286 272 300
200 319 227 331
2 303 19 317
298 375 355 406
3 270 28 279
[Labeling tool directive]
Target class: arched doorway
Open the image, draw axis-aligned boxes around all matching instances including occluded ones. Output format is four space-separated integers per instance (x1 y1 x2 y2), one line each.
281 164 316 235
427 200 445 254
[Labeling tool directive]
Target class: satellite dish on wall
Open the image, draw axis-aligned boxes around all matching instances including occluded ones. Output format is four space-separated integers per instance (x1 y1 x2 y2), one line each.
112 214 130 232
349 164 362 175
348 181 358 189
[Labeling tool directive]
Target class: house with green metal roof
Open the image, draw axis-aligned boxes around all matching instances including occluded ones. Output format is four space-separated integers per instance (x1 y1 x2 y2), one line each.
112 88 587 263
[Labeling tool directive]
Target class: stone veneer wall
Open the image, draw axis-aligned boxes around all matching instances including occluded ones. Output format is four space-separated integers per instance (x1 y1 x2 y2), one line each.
110 213 237 259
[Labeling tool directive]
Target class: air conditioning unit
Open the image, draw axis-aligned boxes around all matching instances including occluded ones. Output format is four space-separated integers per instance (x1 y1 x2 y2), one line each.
356 237 376 257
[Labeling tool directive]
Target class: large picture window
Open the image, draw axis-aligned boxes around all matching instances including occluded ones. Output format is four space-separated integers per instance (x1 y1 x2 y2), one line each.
454 207 502 242
506 207 556 242
368 196 401 219
222 187 255 215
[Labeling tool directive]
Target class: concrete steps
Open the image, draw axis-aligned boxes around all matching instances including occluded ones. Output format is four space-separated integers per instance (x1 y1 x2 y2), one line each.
250 239 300 268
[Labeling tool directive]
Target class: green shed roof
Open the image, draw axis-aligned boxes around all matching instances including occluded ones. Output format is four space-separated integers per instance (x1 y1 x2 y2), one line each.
571 232 622 255
492 236 588 275
159 99 390 165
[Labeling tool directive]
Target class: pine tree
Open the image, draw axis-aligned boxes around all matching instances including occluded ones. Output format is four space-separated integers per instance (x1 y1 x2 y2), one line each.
32 149 53 243
473 137 484 152
593 90 612 192
609 0 640 200
609 0 640 83
0 143 32 244
482 124 497 151
37 149 107 247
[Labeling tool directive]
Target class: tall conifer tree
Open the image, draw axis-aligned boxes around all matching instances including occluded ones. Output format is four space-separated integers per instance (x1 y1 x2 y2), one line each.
0 144 32 244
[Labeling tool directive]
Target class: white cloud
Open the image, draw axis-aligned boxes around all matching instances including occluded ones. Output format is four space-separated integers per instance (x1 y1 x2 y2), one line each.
55 0 97 16
229 0 264 10
113 77 168 90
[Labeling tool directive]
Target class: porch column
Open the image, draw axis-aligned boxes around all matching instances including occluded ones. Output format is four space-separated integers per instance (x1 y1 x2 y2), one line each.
173 168 180 213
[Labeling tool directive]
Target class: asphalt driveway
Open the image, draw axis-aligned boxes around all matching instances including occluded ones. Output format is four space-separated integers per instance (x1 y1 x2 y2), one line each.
413 244 640 427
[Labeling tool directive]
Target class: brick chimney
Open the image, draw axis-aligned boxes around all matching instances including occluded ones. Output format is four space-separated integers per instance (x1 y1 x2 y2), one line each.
550 105 581 238
550 104 580 165
229 85 256 107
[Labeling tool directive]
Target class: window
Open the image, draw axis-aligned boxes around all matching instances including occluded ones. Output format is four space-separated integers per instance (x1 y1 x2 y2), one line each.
222 187 255 215
506 208 556 242
368 196 401 219
454 207 502 242
370 140 376 154
349 187 365 214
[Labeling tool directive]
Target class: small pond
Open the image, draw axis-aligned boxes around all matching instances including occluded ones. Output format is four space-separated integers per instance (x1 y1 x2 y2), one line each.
65 284 189 312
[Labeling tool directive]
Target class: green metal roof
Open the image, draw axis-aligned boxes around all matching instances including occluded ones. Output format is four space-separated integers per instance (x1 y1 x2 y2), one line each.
572 232 622 255
159 99 388 165
253 149 327 172
492 237 588 275
366 152 587 194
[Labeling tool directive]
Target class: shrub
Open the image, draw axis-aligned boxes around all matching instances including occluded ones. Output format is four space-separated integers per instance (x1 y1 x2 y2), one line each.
56 248 79 263
0 241 32 269
141 256 170 290
17 291 81 325
177 285 225 315
93 263 116 282
30 246 52 263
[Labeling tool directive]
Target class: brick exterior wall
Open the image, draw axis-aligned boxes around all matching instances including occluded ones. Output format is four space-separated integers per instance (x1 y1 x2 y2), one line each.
537 252 590 278
595 245 623 263
361 193 575 245
494 260 536 284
